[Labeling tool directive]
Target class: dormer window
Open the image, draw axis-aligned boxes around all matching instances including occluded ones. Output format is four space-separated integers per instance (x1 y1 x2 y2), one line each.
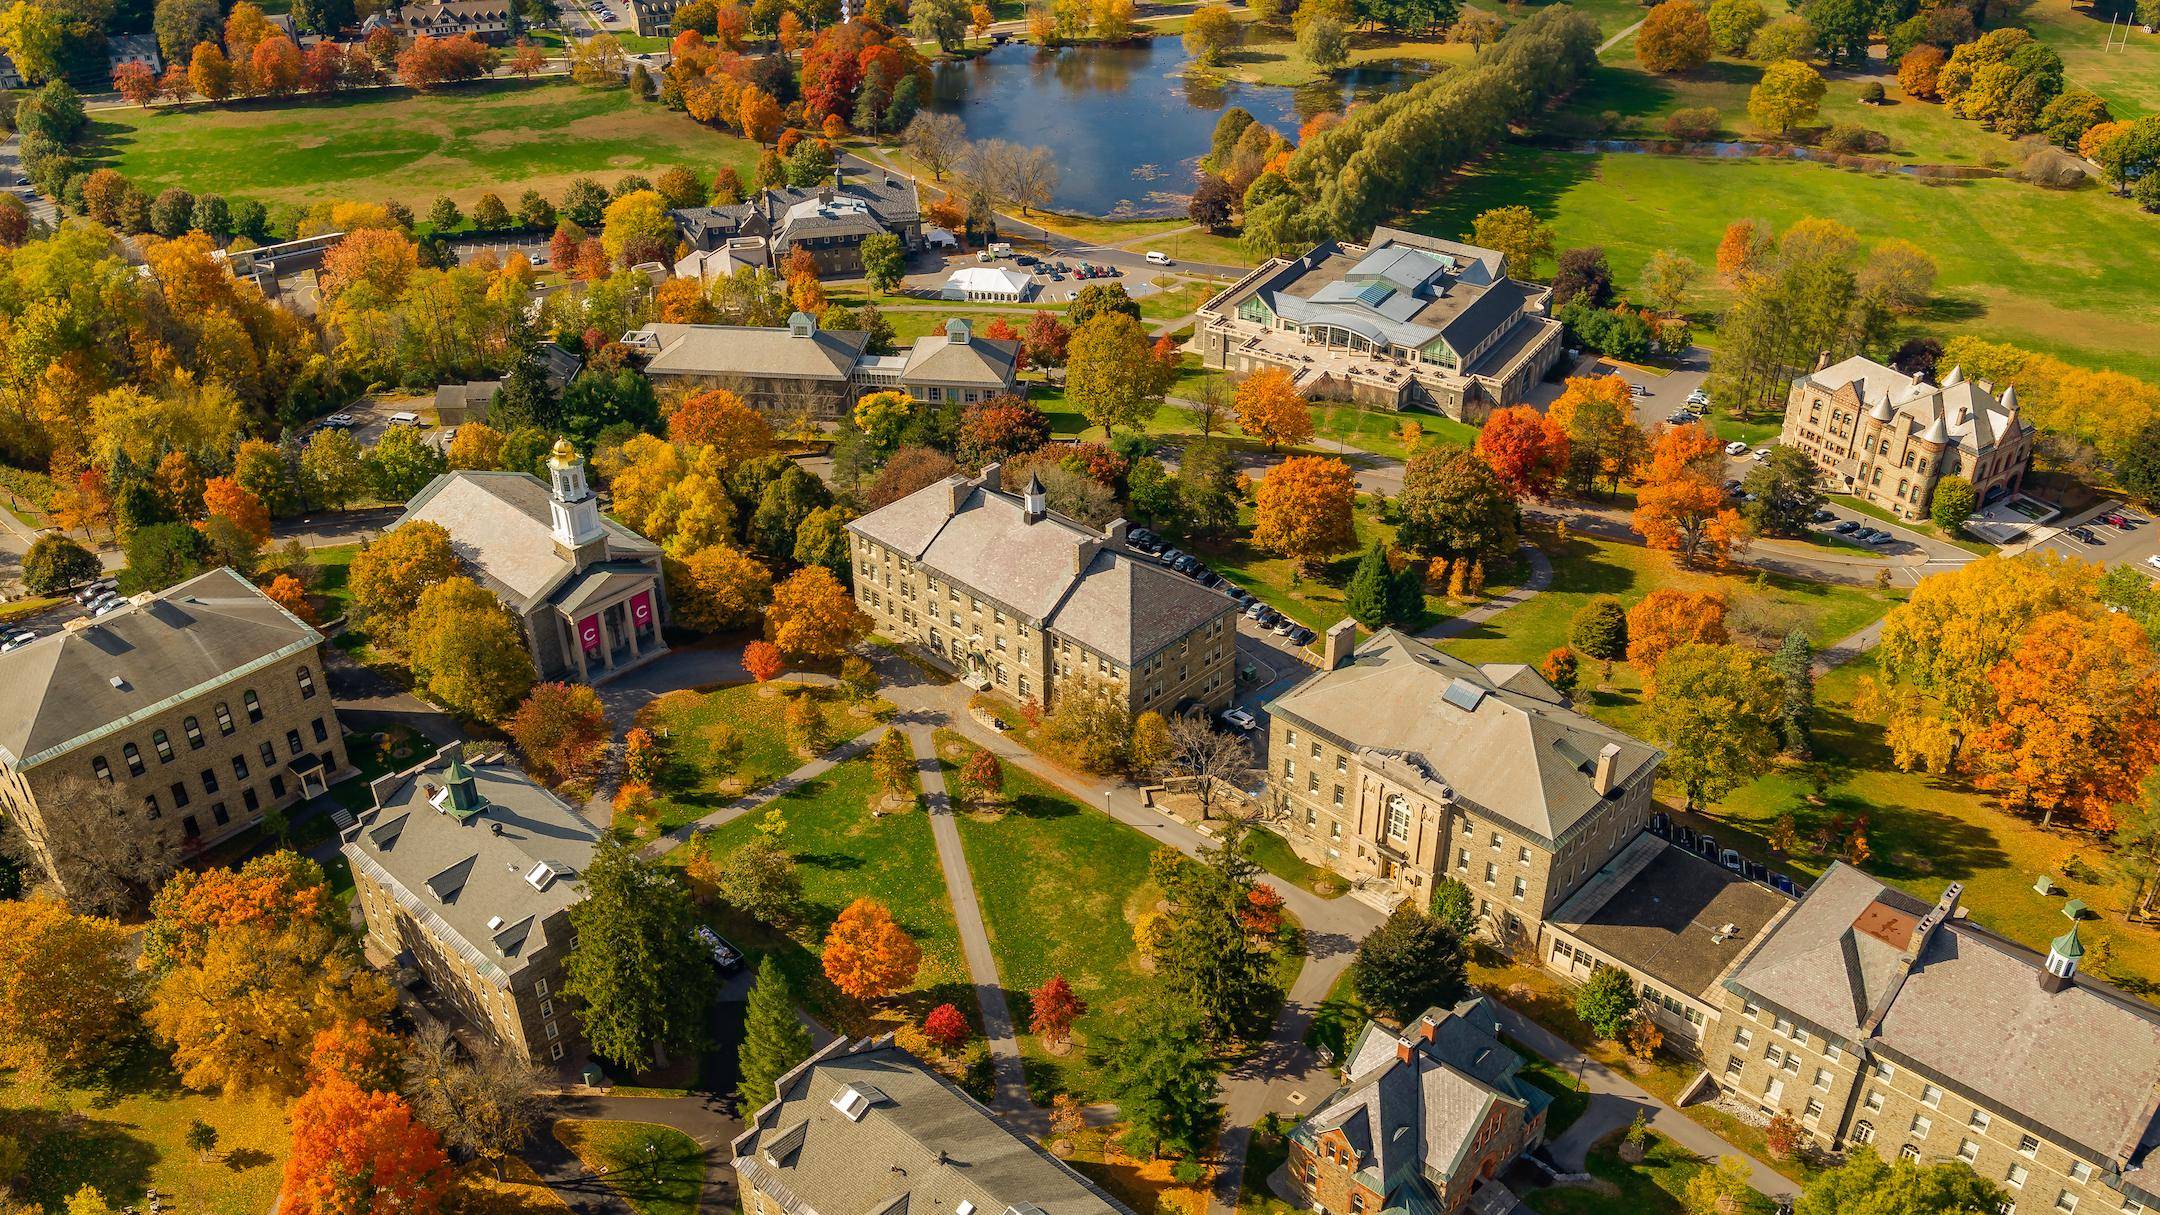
830 1083 883 1121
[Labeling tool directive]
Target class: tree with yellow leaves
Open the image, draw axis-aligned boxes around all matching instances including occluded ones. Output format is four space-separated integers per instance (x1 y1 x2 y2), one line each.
348 520 459 645
766 566 870 660
666 544 773 632
1251 455 1356 571
405 576 537 722
1233 366 1315 451
447 421 505 470
822 898 922 1002
667 387 774 465
0 896 139 1081
1624 588 1728 690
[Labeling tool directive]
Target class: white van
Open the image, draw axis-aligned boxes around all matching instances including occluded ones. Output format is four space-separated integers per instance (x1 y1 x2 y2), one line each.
1145 250 1173 266
988 241 1013 258
387 411 422 428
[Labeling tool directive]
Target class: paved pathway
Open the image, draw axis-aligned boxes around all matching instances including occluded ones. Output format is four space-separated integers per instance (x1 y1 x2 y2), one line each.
905 722 1032 1115
1418 542 1556 642
638 720 885 859
529 1089 745 1215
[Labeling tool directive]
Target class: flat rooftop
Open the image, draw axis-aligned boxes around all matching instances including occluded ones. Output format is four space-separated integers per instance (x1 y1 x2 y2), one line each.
1552 834 1791 1000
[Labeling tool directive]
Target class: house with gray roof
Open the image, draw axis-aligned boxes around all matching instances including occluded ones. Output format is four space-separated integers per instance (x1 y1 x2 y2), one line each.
671 166 921 277
1287 997 1551 1215
627 314 1019 427
1193 227 1564 422
1708 865 2160 1214
342 740 598 1062
396 439 666 684
847 462 1238 718
734 1034 1135 1215
1779 354 2033 522
1262 622 1660 942
0 568 345 898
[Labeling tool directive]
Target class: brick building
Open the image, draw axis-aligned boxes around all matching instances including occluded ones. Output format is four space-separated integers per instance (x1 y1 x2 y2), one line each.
1707 864 2160 1214
342 741 599 1063
1260 622 1660 940
0 568 344 896
1778 356 2033 521
847 464 1238 718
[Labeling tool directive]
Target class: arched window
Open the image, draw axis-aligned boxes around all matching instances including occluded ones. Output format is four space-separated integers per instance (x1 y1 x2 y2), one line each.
92 756 112 783
1385 794 1411 842
215 702 234 735
184 716 204 748
152 730 173 762
244 691 262 723
1852 1121 1875 1145
123 743 144 776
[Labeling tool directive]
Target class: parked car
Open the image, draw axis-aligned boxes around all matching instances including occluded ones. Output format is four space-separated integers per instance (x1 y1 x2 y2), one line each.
1686 388 1711 406
1833 520 1860 534
1245 603 1268 621
1220 707 1258 731
1810 508 1835 523
1864 530 1894 546
2146 555 2160 573
1723 479 1744 494
2070 526 2102 545
1725 440 1750 456
695 926 743 972
1289 625 1316 646
1627 383 1650 397
76 578 118 604
1271 618 1296 636
1752 447 1772 461
0 630 35 652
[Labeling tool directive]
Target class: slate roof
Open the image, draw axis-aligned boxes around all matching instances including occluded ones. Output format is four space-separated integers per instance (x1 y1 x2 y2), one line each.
1297 997 1548 1204
848 472 1236 665
733 1036 1133 1215
339 743 599 985
1550 833 1791 1000
1266 630 1661 849
1802 356 2029 455
636 321 872 382
671 168 919 251
899 323 1021 387
1726 864 2160 1167
0 568 322 769
397 471 659 613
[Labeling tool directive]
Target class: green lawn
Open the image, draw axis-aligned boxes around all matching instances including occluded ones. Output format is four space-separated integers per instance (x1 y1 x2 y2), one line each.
1304 965 1369 1060
90 78 761 208
550 1120 706 1215
2027 0 2160 118
678 753 970 1035
1138 277 1224 321
1511 1039 1592 1137
638 683 887 832
0 1074 290 1215
1249 825 1345 897
1399 145 2160 381
1209 22 1475 87
1150 226 1259 267
939 733 1165 1103
1529 1131 1771 1215
308 542 358 619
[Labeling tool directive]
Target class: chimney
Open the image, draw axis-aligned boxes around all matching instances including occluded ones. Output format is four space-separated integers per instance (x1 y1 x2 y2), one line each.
1592 743 1622 797
1417 1014 1439 1043
1395 1038 1416 1065
833 166 844 190
980 461 1003 493
1072 537 1100 575
1863 881 1963 1034
949 476 971 512
1324 619 1356 670
1105 517 1131 545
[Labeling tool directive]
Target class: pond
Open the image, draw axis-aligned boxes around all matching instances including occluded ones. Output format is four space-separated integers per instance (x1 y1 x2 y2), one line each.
926 38 1427 218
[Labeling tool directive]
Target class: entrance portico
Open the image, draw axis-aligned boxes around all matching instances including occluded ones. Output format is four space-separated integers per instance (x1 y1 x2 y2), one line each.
555 563 667 683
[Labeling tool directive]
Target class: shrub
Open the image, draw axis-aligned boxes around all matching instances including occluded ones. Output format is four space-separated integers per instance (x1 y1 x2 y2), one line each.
1822 123 1889 153
1859 79 1885 103
1664 105 1720 139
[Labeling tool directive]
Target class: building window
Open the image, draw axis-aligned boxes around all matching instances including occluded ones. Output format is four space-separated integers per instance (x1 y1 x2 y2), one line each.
1971 1111 1992 1132
152 730 173 762
181 815 199 838
1901 1145 1921 1162
313 718 329 743
1911 1115 1932 1139
1733 1027 1753 1050
1490 831 1503 849
233 755 249 780
270 775 286 799
550 1041 566 1061
202 768 219 794
1814 1068 1832 1090
287 729 304 756
142 793 159 819
1876 1061 1897 1082
242 789 260 812
2020 1136 2041 1158
1923 1084 1943 1108
184 717 204 748
2070 1163 2093 1185
1865 1090 1884 1112
1805 1099 1824 1123
1959 1140 1980 1163
93 756 112 783
2006 1165 2028 1189
1518 845 1531 863
215 702 235 735
1483 862 1496 885
124 744 144 776
2057 1193 2078 1214
245 691 262 723
1512 876 1527 899
260 742 275 768
1385 796 1410 841
171 781 189 808
212 802 229 826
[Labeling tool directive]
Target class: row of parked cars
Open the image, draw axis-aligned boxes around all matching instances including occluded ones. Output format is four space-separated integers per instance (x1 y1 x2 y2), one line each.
1124 527 1318 649
2068 510 2139 547
1828 518 1899 547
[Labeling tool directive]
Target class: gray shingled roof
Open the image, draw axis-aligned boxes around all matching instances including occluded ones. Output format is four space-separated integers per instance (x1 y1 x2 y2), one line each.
900 329 1021 387
0 567 322 769
734 1037 1132 1215
1050 548 1235 666
638 322 872 382
396 471 658 613
339 744 599 984
1266 631 1662 849
1728 864 2160 1166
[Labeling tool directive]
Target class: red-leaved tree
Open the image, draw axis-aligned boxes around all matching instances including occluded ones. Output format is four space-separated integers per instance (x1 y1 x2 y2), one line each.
743 640 787 684
281 1077 452 1215
922 1003 970 1053
1028 974 1086 1047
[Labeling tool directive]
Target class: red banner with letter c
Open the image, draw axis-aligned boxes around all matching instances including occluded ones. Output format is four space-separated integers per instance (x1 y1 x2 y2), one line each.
630 591 653 629
578 614 601 654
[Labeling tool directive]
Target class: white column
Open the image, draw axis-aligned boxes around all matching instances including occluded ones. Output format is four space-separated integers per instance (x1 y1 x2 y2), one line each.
569 615 589 683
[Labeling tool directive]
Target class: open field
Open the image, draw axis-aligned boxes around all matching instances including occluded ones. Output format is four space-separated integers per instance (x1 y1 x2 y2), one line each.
1207 23 1477 88
2027 0 2160 117
0 1071 290 1215
88 79 761 208
638 682 888 832
1401 145 2160 380
550 1120 706 1215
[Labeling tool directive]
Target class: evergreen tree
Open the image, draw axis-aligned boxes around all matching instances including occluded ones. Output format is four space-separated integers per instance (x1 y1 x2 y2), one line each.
1153 820 1274 1041
1344 542 1393 628
1570 597 1629 678
1351 901 1468 1023
490 329 563 435
1099 996 1223 1158
562 838 716 1074
1772 629 1815 758
736 956 814 1113
1388 564 1426 625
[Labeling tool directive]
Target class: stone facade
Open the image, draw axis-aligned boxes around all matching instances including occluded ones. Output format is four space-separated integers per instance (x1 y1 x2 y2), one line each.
1779 357 2033 521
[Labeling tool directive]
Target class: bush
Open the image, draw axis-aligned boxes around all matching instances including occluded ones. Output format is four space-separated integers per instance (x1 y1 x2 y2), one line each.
1821 123 1889 153
1859 79 1885 103
1664 105 1720 139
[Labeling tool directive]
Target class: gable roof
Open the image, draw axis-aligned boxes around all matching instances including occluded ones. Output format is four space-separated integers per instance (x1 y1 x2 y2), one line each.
397 470 658 613
1802 355 2028 454
0 567 323 769
1266 631 1661 849
901 326 1021 386
635 321 872 382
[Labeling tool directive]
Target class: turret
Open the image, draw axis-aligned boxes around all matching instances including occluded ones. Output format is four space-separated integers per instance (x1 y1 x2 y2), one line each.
2042 924 2083 993
1942 364 1965 388
1022 472 1047 522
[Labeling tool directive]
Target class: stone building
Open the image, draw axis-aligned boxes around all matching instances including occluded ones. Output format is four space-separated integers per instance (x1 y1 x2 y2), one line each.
1287 997 1551 1215
0 568 345 891
847 464 1238 718
388 0 514 41
671 168 921 277
1707 864 2160 1214
397 440 667 684
1261 622 1661 940
341 741 598 1063
734 1035 1134 1215
1778 356 2033 521
1192 227 1563 421
626 314 1019 426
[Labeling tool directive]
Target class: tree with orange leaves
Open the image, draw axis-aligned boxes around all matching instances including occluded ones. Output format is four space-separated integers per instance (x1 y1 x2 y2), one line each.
509 39 548 77
261 573 320 625
1234 366 1315 451
1715 218 1773 281
744 639 787 683
1028 974 1086 1047
655 276 717 324
668 388 774 464
1625 588 1729 689
1969 610 2160 831
1632 423 1749 566
1252 455 1356 571
142 850 337 973
765 566 869 660
308 1019 402 1091
319 227 418 304
281 1077 453 1215
201 476 271 547
821 897 922 1001
740 84 784 143
1474 404 1570 501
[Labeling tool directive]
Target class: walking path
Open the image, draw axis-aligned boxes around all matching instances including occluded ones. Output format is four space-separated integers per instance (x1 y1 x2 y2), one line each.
904 722 1032 1116
1417 542 1556 642
1598 15 1646 54
637 720 884 859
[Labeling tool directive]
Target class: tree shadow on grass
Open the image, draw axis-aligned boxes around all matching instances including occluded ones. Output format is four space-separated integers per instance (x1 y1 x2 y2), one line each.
1397 142 1604 243
1002 790 1081 820
13 1107 160 1211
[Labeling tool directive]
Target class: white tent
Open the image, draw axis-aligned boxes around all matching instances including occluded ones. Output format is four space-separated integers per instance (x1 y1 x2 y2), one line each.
942 266 1034 303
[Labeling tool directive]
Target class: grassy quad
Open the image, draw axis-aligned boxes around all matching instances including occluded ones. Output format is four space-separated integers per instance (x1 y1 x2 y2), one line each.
91 78 762 209
1529 1130 1774 1215
550 1120 707 1215
636 682 889 832
0 1073 292 1215
2025 0 2160 118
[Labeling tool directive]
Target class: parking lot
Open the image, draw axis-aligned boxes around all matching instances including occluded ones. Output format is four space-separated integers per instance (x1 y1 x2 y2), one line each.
2031 501 2160 573
896 245 1202 307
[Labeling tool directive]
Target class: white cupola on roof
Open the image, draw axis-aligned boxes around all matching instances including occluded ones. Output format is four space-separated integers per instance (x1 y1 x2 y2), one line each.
547 438 606 552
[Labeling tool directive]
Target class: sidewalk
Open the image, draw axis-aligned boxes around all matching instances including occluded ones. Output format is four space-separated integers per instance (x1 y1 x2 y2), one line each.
637 722 884 859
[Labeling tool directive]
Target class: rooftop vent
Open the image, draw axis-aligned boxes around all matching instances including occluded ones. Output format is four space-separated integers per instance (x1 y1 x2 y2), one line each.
1441 678 1487 713
108 676 128 691
525 861 558 891
487 915 505 931
830 1083 885 1121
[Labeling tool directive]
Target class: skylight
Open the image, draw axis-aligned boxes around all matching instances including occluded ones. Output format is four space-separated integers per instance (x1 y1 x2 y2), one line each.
1442 678 1487 713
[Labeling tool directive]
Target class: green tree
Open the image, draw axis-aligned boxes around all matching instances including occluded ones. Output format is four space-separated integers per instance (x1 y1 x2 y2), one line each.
1344 542 1396 628
1749 58 1827 134
1772 629 1815 758
1470 205 1555 280
1395 447 1520 560
1794 1149 2006 1215
1573 962 1639 1042
301 427 372 510
1066 313 1159 435
1705 0 1766 54
1065 281 1141 330
122 522 208 593
406 577 536 721
714 830 803 924
22 534 99 594
1928 474 1976 534
563 837 717 1074
1181 2 1239 65
1647 643 1783 811
1296 13 1348 71
1099 996 1223 1158
368 425 449 503
1429 876 1476 937
1151 819 1274 1040
736 956 814 1112
1740 445 1826 536
859 231 905 292
1350 901 1467 1023
1570 597 1629 677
